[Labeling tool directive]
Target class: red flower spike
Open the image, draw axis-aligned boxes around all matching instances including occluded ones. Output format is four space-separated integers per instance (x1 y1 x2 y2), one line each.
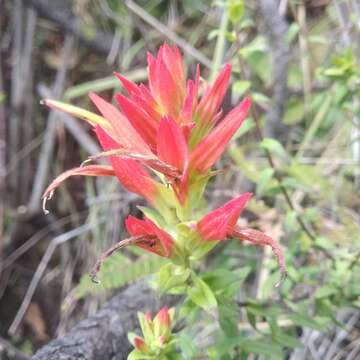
157 117 188 173
126 215 174 257
196 64 232 126
197 193 252 241
89 92 152 156
115 93 158 150
229 226 287 279
190 97 251 173
42 165 115 214
95 126 158 204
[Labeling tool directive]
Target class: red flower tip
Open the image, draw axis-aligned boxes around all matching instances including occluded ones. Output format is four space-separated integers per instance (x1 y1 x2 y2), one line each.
195 63 232 126
144 312 152 323
197 193 253 241
114 72 140 96
154 307 171 328
134 337 148 351
190 96 252 173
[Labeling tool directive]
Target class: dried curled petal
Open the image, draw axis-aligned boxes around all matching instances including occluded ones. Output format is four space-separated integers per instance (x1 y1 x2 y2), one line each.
42 165 115 215
229 226 287 284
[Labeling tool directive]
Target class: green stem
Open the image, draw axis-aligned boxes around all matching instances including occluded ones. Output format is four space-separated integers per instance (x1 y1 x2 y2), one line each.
210 7 229 82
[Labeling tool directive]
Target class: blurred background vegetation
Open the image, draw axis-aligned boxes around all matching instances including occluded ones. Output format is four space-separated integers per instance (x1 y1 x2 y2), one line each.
0 0 360 359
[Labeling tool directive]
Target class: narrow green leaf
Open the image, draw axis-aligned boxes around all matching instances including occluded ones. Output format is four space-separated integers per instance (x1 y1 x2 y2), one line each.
188 273 217 310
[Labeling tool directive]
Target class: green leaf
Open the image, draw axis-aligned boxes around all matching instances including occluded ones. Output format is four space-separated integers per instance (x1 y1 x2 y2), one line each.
73 255 166 299
287 312 324 331
137 206 166 228
178 333 199 358
246 309 257 330
158 264 190 294
256 168 275 197
247 303 282 317
283 98 305 125
227 0 245 23
137 311 153 339
232 80 251 96
218 300 240 337
187 272 217 310
260 138 287 158
314 285 338 299
273 332 303 349
241 339 283 358
209 337 283 358
252 92 270 106
128 350 153 360
286 23 300 43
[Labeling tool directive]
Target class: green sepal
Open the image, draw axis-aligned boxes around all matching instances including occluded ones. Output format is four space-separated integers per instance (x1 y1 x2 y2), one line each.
175 223 200 256
137 206 166 228
158 263 191 294
190 240 218 261
127 350 154 360
137 312 153 340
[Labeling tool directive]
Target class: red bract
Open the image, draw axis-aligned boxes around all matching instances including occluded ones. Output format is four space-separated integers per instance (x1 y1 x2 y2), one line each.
196 193 286 276
189 97 251 173
95 126 158 205
197 193 253 241
125 215 174 257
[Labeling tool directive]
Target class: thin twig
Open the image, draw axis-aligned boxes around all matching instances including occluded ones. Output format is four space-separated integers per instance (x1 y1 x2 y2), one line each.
89 235 154 284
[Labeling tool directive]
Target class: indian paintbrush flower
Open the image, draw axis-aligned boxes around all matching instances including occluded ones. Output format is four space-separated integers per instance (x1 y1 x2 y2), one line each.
128 307 176 359
41 42 286 284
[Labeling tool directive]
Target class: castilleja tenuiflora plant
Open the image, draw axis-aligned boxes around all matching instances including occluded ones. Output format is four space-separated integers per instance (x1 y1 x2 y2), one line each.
42 43 286 356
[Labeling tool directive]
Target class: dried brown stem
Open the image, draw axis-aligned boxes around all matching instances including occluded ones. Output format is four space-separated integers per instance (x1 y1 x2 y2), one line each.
89 235 156 284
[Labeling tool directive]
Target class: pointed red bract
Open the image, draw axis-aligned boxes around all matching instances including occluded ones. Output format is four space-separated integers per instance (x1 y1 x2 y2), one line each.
197 193 252 241
115 93 158 150
196 64 232 126
95 126 158 203
157 117 188 172
114 72 141 96
147 44 186 118
89 92 152 155
126 215 174 257
190 97 251 173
